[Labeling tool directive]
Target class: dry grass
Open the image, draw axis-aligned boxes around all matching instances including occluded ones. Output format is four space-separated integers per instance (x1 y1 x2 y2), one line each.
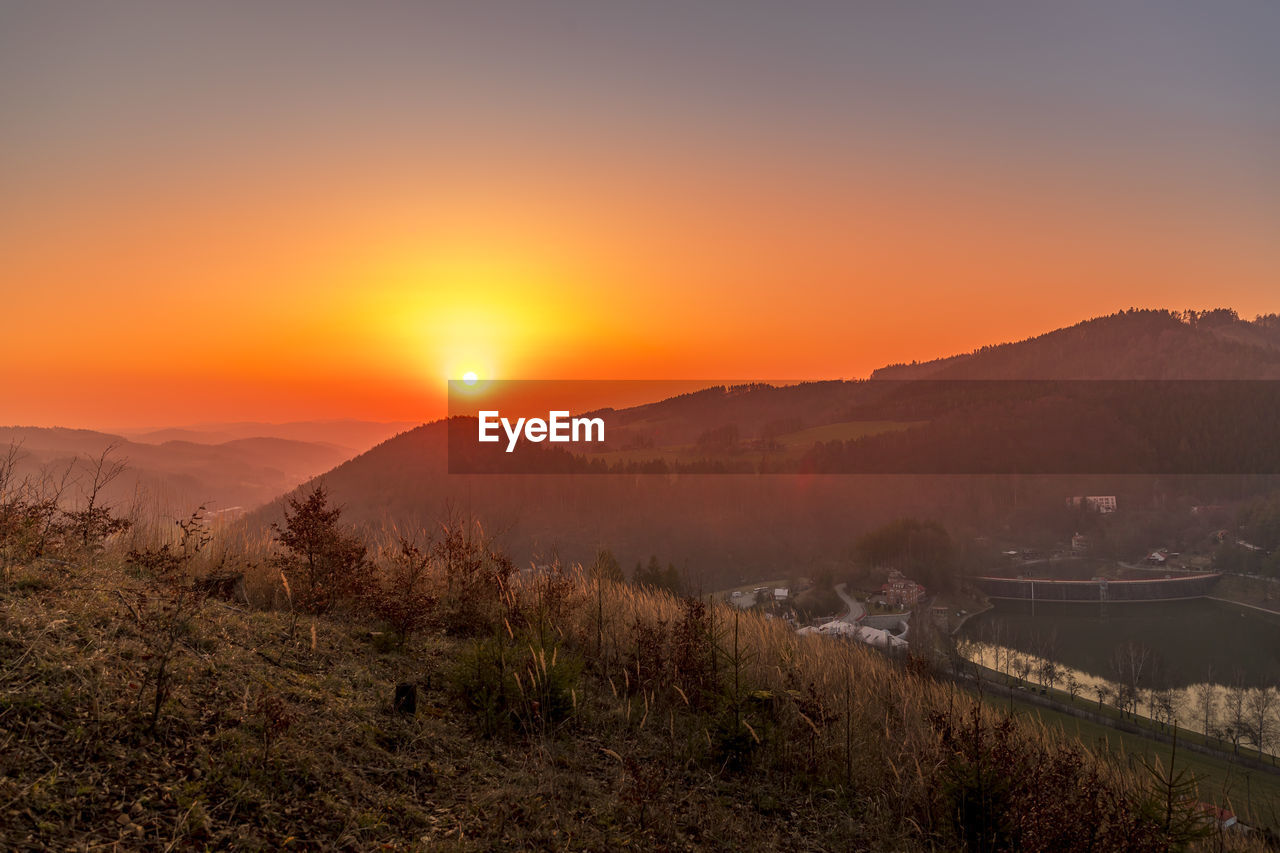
1 528 1272 851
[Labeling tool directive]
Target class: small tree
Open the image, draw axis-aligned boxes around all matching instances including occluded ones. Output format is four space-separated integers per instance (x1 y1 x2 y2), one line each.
1014 654 1033 687
1152 688 1176 729
1192 669 1216 738
1037 659 1058 692
255 690 296 765
590 548 624 582
1094 682 1110 711
0 445 62 565
1 443 130 565
1140 729 1213 847
1111 641 1151 718
270 484 370 615
127 509 211 732
633 555 663 588
1065 672 1082 704
1224 677 1248 755
367 536 436 648
433 519 516 637
589 548 623 659
1246 688 1275 760
65 444 131 552
633 554 683 596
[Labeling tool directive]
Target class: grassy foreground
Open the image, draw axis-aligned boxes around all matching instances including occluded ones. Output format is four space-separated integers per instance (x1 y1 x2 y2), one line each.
1 541 1270 851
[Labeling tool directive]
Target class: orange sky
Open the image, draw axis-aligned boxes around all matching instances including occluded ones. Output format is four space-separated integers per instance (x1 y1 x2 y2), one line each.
3 3 1277 429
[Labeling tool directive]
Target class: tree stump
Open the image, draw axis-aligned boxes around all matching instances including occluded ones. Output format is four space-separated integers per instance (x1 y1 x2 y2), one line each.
394 683 417 716
194 571 248 605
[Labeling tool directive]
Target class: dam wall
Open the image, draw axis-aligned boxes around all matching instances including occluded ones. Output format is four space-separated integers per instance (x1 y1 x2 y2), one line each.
972 572 1221 602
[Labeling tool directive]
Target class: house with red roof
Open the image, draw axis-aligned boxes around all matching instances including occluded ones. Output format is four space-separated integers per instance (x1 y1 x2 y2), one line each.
881 570 925 608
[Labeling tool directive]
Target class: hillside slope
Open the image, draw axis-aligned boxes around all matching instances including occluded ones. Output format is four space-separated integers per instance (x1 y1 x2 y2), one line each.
0 555 1235 851
872 309 1280 380
243 309 1280 586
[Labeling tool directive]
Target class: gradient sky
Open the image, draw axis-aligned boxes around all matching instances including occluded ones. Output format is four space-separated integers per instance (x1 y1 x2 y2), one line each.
2 1 1278 428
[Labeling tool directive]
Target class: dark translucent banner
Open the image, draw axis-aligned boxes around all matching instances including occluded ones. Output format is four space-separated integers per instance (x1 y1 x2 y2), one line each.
446 379 1280 475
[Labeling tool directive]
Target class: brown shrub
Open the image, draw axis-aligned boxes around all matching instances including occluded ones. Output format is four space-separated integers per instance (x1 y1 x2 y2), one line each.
365 537 436 647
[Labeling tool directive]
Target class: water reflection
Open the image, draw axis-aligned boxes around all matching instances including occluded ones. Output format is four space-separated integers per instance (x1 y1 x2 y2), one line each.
958 600 1280 759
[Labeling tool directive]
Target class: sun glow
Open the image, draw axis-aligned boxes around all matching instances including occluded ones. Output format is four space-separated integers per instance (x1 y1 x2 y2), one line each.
362 245 597 387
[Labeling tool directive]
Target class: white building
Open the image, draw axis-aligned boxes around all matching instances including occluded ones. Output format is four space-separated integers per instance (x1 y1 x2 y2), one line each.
797 620 907 651
1068 495 1117 514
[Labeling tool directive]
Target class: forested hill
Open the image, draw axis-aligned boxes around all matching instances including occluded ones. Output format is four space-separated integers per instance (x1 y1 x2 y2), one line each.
872 309 1280 380
242 307 1280 588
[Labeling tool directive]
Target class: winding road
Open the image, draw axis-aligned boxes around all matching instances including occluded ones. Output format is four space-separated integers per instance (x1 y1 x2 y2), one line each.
834 583 865 624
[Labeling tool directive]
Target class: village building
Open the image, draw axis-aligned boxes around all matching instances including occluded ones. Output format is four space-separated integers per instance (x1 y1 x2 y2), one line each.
881 570 925 608
1067 495 1117 514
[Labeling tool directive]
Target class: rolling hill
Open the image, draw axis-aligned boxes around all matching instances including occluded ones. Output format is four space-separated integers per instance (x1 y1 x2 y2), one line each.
872 308 1280 380
245 309 1280 588
0 426 363 515
119 419 415 453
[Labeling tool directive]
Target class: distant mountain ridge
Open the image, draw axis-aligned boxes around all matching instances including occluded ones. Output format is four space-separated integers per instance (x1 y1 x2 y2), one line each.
0 426 363 513
119 419 416 452
872 309 1280 380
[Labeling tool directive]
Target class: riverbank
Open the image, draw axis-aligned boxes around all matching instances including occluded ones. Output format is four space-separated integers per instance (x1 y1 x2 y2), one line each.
956 663 1280 836
948 600 991 636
